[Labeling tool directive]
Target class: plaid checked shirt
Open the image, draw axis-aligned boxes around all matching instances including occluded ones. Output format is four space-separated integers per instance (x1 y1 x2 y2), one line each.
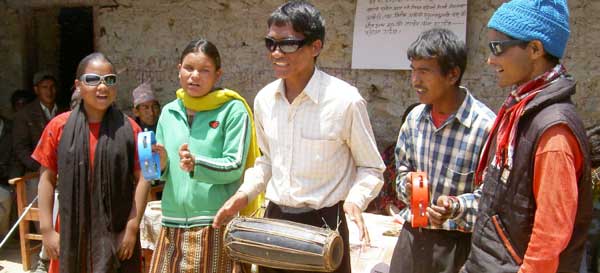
395 88 495 232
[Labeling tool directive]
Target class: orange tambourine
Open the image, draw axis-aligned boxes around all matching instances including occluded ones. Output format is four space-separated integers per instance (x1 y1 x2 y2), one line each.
410 172 429 228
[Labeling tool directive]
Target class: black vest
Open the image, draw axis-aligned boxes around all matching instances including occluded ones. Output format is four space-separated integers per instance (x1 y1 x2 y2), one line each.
463 77 592 273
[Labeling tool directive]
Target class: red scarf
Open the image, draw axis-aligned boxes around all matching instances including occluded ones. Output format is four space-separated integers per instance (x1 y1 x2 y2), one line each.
475 64 566 185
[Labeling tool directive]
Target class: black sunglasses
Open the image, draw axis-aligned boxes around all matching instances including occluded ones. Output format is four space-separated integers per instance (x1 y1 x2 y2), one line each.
265 37 308 54
488 40 527 56
80 73 118 86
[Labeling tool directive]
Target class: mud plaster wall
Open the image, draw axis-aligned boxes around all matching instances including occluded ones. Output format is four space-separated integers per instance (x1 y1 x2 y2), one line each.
0 7 27 117
2 0 599 149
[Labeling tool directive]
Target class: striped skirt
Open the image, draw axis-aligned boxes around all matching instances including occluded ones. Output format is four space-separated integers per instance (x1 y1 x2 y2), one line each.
149 225 233 273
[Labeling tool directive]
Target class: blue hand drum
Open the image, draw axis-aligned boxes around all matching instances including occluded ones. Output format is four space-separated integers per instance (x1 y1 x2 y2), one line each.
137 131 161 180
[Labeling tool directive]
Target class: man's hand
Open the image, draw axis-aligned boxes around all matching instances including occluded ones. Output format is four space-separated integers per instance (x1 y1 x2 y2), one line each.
213 191 249 228
41 229 60 259
426 195 455 227
178 143 194 172
343 202 370 246
117 221 138 260
152 143 168 171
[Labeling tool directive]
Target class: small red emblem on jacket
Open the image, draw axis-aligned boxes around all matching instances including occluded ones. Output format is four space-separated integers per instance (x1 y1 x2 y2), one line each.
209 121 220 128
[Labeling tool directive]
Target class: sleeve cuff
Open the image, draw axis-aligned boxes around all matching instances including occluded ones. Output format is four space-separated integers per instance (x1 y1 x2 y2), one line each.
192 158 203 179
238 182 260 204
345 196 367 211
346 173 383 211
159 161 169 181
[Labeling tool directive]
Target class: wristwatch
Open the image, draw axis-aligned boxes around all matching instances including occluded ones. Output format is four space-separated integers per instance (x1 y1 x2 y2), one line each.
448 196 461 219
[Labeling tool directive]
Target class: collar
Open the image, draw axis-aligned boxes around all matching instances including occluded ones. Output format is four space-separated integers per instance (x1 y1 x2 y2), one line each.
39 102 57 120
166 98 188 118
135 117 155 129
417 87 475 128
274 67 322 104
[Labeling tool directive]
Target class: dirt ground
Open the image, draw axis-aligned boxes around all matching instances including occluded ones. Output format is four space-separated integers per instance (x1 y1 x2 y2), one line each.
0 235 39 273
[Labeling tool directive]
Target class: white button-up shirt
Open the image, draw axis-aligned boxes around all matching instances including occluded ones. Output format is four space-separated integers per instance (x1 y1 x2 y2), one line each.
239 69 385 210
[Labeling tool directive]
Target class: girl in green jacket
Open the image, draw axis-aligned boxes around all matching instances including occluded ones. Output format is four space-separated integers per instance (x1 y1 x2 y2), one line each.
149 39 259 273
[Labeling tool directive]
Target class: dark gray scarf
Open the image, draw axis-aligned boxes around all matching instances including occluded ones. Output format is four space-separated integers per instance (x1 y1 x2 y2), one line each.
57 104 138 273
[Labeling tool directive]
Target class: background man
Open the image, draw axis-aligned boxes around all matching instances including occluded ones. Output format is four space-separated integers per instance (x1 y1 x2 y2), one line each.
12 71 63 273
10 89 36 114
13 72 61 177
131 82 160 132
390 28 495 273
455 1 592 272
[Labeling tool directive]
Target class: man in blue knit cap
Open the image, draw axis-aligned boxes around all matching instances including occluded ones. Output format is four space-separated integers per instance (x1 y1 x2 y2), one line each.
455 0 592 272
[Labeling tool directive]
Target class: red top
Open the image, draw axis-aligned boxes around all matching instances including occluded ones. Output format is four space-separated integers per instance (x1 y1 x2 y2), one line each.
32 111 142 273
32 111 142 174
519 123 583 273
431 110 451 128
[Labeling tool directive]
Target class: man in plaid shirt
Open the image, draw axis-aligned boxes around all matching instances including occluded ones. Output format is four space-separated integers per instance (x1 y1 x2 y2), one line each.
389 28 496 273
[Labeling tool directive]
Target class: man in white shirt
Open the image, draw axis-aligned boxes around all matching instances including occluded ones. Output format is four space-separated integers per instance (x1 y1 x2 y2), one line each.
213 1 385 272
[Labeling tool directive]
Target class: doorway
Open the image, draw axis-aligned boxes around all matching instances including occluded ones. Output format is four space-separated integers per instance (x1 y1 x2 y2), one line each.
31 6 93 109
57 7 94 108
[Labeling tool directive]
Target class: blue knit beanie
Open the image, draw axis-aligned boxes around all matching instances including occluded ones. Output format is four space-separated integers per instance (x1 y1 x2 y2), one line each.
488 0 570 58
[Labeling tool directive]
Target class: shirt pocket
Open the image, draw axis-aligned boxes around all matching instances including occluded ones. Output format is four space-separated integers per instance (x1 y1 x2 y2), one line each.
444 151 476 175
296 136 345 180
300 110 344 141
441 164 474 185
442 149 476 180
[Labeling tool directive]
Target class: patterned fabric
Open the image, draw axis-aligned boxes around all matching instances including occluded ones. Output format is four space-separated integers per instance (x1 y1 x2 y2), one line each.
367 145 406 214
395 88 495 232
240 68 385 210
591 167 600 237
475 64 566 184
593 167 600 200
149 226 232 273
140 201 162 250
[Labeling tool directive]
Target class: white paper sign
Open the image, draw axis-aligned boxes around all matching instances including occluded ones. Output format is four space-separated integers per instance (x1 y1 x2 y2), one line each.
352 0 468 70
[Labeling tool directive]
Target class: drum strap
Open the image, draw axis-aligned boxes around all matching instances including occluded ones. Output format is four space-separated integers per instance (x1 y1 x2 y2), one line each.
322 209 343 233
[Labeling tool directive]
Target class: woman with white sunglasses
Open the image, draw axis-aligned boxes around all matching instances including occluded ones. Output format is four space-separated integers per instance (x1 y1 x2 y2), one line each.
33 52 150 273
